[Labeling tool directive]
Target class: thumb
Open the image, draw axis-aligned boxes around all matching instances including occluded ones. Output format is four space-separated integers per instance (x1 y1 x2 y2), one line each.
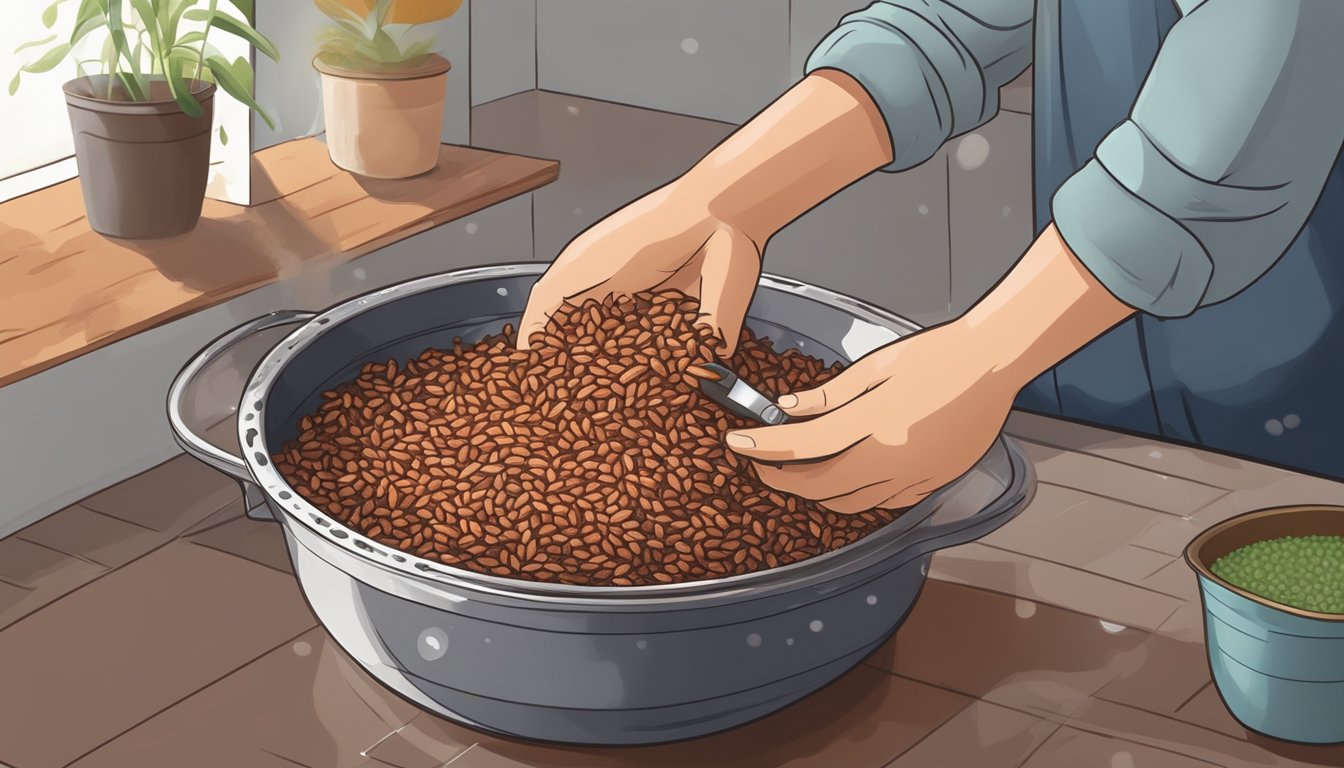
694 227 760 357
779 351 891 417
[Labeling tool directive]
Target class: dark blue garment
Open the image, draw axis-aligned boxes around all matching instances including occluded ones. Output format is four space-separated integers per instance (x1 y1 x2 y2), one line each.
1017 0 1344 479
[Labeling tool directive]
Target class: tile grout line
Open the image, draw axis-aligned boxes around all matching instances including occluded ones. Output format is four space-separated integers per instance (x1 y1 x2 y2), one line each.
970 540 1193 604
1009 434 1234 493
1173 680 1212 713
1032 479 1219 519
190 540 293 578
1058 716 1232 767
59 624 319 768
13 536 105 569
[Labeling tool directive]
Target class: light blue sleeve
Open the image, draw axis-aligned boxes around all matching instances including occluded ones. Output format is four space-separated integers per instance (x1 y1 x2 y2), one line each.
1052 0 1344 317
803 0 1033 173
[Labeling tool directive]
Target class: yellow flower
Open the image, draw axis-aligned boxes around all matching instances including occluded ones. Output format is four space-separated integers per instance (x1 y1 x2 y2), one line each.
329 0 463 25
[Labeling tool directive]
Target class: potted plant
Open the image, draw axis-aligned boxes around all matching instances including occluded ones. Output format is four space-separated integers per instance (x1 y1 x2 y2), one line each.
312 0 462 179
10 0 279 239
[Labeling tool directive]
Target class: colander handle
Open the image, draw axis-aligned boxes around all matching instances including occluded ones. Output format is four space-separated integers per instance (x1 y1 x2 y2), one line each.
167 311 315 521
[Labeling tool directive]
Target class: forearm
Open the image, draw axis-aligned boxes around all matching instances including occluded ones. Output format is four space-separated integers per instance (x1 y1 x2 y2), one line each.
677 70 893 246
958 224 1134 391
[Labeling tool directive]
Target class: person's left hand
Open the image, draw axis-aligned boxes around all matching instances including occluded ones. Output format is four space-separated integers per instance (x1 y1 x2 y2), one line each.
724 323 1019 512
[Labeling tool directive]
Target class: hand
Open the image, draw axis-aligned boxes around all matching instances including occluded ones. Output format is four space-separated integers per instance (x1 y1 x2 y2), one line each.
518 182 762 355
724 323 1019 512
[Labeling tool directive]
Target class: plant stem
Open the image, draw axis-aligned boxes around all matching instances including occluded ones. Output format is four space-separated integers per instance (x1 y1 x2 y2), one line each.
194 0 217 83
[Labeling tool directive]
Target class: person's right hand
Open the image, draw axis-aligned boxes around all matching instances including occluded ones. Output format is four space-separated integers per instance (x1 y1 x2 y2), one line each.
518 182 762 356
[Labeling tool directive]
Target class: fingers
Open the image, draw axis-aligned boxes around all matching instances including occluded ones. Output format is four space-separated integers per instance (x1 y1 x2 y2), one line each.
725 407 870 463
517 285 563 350
819 478 924 514
750 440 877 500
694 228 760 357
779 349 892 417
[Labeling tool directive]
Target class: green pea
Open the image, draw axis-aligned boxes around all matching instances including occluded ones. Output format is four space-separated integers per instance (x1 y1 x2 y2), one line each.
1211 534 1344 614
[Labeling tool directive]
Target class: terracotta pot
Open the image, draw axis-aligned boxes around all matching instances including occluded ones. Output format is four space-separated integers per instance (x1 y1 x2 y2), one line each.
62 76 215 239
314 54 450 179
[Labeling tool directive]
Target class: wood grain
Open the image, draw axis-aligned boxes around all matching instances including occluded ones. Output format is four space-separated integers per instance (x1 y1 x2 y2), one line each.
0 137 559 388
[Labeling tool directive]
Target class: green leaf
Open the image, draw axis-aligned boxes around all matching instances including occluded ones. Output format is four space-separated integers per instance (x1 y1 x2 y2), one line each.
21 43 73 74
115 70 148 100
42 2 61 29
70 0 108 45
128 0 158 38
164 0 194 47
223 0 253 22
188 9 279 61
372 28 400 61
173 30 206 47
166 63 203 116
218 124 228 145
8 71 21 97
15 35 58 54
205 54 274 129
108 0 132 81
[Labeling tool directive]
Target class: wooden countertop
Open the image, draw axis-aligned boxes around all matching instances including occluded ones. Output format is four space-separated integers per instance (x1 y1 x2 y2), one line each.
3 411 1344 767
0 138 559 388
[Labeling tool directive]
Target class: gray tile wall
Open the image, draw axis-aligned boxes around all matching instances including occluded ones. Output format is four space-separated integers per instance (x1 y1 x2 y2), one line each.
535 0 791 125
471 0 537 105
473 91 734 263
947 111 1035 315
254 1 472 150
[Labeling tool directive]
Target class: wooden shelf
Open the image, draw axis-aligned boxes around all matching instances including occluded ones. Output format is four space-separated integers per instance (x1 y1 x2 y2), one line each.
0 137 559 388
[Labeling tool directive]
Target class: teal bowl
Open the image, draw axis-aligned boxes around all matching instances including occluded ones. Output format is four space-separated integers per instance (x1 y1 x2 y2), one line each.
1185 505 1344 745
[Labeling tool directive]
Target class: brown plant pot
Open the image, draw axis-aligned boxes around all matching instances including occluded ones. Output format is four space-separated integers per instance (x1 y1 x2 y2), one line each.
63 76 215 239
314 54 450 179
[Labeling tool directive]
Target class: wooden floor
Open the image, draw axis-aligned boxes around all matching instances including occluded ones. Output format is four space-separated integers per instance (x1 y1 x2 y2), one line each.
3 412 1344 767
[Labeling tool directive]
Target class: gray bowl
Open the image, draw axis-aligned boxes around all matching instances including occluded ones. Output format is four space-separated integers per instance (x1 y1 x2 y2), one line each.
168 264 1035 745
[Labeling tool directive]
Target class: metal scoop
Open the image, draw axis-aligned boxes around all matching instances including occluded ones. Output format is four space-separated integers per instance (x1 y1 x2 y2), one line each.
690 362 789 426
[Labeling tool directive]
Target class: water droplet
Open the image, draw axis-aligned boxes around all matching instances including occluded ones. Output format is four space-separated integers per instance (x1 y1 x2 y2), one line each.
636 639 648 650
865 595 878 605
955 133 990 170
292 641 312 657
809 620 824 633
418 628 449 661
1111 751 1135 768
746 633 762 647
1284 413 1301 429
351 267 366 281
465 222 479 235
244 412 254 422
330 529 348 539
1001 206 1012 218
496 286 508 296
917 204 929 215
484 637 492 644
1099 621 1127 634
573 207 584 216
1015 599 1036 618
1265 418 1284 437
566 105 580 115
1148 450 1162 459
797 340 806 347
786 638 795 646
278 491 292 500
681 38 699 54
253 451 269 466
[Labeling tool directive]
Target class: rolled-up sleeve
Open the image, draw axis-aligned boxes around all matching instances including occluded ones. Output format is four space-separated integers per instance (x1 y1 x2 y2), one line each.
804 0 1033 172
1052 0 1344 318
